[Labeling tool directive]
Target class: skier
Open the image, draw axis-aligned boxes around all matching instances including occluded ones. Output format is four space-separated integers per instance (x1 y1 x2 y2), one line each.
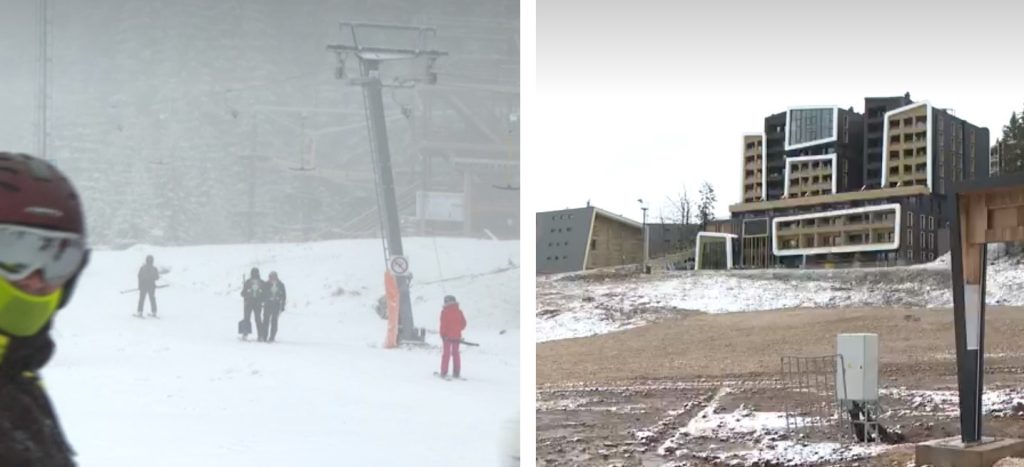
136 254 159 317
239 268 264 340
260 271 287 343
0 152 90 466
438 295 467 379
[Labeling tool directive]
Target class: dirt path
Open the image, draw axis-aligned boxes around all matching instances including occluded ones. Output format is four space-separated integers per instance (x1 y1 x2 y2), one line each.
539 306 1024 386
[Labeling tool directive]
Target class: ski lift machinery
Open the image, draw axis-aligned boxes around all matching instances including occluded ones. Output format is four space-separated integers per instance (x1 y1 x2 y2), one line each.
328 22 447 346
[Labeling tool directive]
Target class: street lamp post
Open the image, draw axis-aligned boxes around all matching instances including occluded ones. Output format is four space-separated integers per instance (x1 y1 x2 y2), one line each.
638 198 649 273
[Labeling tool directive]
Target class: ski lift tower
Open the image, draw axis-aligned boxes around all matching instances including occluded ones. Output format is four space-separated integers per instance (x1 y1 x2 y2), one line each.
328 22 446 345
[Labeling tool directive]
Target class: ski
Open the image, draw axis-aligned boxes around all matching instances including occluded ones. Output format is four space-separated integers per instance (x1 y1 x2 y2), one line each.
119 284 170 295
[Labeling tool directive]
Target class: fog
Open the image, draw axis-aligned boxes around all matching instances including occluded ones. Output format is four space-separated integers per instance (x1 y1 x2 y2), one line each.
0 0 519 247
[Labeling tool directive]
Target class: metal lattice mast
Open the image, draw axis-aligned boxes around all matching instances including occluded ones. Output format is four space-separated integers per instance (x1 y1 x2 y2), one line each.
37 0 49 160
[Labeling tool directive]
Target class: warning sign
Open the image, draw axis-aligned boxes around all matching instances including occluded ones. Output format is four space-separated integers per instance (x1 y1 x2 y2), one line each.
388 255 409 275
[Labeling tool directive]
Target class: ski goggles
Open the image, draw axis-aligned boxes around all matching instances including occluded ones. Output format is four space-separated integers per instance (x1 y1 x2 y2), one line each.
0 224 88 286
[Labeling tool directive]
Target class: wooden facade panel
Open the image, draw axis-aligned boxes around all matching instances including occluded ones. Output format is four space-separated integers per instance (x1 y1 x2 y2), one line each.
963 194 987 246
743 135 764 203
984 187 1024 209
586 214 643 269
730 186 928 213
985 227 1024 243
887 105 929 187
989 207 1021 230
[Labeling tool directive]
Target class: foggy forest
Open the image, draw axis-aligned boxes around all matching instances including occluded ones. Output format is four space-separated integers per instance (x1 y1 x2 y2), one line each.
0 0 519 247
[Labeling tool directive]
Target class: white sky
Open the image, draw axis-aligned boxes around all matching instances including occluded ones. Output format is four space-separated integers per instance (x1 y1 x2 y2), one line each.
532 0 1024 223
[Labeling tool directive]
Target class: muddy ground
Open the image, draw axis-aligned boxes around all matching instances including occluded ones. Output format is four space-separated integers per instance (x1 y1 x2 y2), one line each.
537 306 1024 466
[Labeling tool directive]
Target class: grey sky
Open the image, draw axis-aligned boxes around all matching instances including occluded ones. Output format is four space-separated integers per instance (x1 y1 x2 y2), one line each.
535 0 1023 222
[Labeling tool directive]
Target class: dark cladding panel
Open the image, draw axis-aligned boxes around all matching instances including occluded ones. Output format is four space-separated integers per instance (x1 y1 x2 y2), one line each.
536 208 593 274
742 218 769 237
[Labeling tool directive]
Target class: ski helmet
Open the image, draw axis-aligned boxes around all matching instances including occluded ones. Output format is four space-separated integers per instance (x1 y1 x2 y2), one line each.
146 255 154 264
0 152 89 336
443 295 457 305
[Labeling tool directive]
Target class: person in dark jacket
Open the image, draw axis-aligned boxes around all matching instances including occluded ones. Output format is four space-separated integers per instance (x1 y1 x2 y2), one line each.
136 255 159 317
438 295 467 379
260 271 287 343
0 152 90 466
239 268 264 340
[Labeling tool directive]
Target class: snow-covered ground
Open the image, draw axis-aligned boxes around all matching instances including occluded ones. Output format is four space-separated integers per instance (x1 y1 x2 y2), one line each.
655 388 888 466
43 238 519 466
537 251 1024 342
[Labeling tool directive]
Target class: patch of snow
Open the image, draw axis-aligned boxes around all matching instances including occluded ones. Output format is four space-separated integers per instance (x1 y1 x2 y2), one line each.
657 387 889 466
537 253 1024 342
884 387 1024 418
713 440 886 466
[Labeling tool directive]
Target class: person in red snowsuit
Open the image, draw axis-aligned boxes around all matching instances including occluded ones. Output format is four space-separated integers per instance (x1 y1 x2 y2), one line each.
439 295 467 378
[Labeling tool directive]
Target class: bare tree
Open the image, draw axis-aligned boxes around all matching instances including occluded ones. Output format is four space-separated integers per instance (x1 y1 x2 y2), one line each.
665 186 694 225
681 188 693 225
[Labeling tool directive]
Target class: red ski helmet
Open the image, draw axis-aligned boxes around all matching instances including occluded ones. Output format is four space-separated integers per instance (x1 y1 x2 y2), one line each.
0 153 85 235
0 153 89 317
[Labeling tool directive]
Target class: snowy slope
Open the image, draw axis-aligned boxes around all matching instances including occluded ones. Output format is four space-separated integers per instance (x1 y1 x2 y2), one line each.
537 253 1024 342
44 237 519 466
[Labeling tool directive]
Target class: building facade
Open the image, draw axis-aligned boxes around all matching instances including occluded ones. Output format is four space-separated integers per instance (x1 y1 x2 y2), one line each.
991 139 1002 176
729 93 989 268
536 206 643 274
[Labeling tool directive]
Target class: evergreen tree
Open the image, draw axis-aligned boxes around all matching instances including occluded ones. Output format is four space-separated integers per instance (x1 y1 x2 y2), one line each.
697 182 717 231
1002 110 1024 174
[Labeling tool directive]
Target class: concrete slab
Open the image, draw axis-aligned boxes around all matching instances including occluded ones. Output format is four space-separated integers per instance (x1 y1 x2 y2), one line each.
916 437 1024 467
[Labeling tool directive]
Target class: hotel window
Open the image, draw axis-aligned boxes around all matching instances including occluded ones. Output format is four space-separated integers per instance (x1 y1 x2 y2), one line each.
907 211 913 227
920 231 925 247
920 214 925 228
929 216 935 230
907 229 913 246
928 233 934 250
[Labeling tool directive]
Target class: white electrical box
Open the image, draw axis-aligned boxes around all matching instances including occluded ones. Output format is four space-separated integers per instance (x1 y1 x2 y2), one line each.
836 333 879 401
